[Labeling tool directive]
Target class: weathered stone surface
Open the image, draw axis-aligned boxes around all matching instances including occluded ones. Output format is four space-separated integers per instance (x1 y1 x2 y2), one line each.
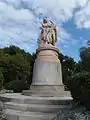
39 18 57 47
0 93 73 105
0 93 73 120
36 47 59 58
22 90 71 97
32 59 63 86
23 85 65 97
32 47 63 86
30 85 64 91
5 102 28 111
5 109 55 120
5 102 68 113
6 114 19 120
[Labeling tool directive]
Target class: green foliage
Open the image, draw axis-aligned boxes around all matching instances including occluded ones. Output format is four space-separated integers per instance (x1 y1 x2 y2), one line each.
62 56 76 84
67 72 90 109
0 71 4 90
79 41 90 72
58 40 90 109
29 53 36 84
0 45 32 87
52 102 90 120
5 80 29 93
58 53 76 86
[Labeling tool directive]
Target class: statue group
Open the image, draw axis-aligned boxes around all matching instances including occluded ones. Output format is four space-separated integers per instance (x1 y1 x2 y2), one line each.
38 18 57 47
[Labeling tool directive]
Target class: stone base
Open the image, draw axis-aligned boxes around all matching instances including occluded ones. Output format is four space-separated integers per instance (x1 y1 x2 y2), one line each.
0 93 72 120
22 46 71 97
0 93 73 120
32 59 63 85
22 85 69 97
30 85 65 91
22 90 71 97
32 47 63 86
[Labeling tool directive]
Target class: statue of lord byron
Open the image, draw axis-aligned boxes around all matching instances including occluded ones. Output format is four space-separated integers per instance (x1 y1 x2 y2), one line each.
38 18 57 46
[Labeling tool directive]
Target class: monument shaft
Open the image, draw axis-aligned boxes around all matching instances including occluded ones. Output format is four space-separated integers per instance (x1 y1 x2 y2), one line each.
32 47 63 86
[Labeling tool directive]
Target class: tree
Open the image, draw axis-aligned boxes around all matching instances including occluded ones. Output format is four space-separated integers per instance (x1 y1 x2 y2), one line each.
5 80 29 93
79 40 90 72
67 72 90 109
0 71 4 90
0 45 32 88
58 53 76 85
66 40 90 109
29 53 36 84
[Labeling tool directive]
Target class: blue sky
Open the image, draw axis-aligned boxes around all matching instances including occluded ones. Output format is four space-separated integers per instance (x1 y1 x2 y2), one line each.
0 0 90 62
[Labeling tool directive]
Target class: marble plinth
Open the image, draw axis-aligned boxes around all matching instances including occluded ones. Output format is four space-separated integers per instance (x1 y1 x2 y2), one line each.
0 93 73 120
32 47 63 85
22 46 66 96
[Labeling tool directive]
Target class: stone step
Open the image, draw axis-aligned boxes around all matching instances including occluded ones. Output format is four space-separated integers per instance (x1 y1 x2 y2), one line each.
5 109 55 120
30 85 65 91
0 93 73 105
5 102 67 113
22 90 71 97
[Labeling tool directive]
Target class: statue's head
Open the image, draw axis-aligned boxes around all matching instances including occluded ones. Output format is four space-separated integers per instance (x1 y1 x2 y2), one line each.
43 17 47 23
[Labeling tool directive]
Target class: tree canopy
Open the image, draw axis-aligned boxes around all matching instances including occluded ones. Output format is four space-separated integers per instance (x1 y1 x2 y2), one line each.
66 40 90 109
0 45 35 91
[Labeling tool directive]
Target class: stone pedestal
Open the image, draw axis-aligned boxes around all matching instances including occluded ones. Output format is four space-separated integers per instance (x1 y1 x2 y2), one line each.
32 47 63 86
23 46 67 96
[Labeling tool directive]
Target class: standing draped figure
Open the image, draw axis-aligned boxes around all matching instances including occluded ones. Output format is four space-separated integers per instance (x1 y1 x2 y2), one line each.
38 18 57 47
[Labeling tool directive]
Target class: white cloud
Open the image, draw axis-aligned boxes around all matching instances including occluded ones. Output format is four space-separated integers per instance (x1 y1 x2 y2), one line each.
6 0 88 22
0 2 39 52
75 0 90 29
63 45 69 48
0 0 89 54
57 26 72 44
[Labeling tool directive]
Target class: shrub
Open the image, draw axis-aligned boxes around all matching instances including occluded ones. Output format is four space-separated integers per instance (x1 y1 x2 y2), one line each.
67 72 90 109
5 80 29 93
52 102 90 120
0 71 4 90
0 101 7 120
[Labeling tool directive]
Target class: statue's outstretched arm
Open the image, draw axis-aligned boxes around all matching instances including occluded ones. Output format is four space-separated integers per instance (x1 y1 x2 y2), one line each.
50 20 54 24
